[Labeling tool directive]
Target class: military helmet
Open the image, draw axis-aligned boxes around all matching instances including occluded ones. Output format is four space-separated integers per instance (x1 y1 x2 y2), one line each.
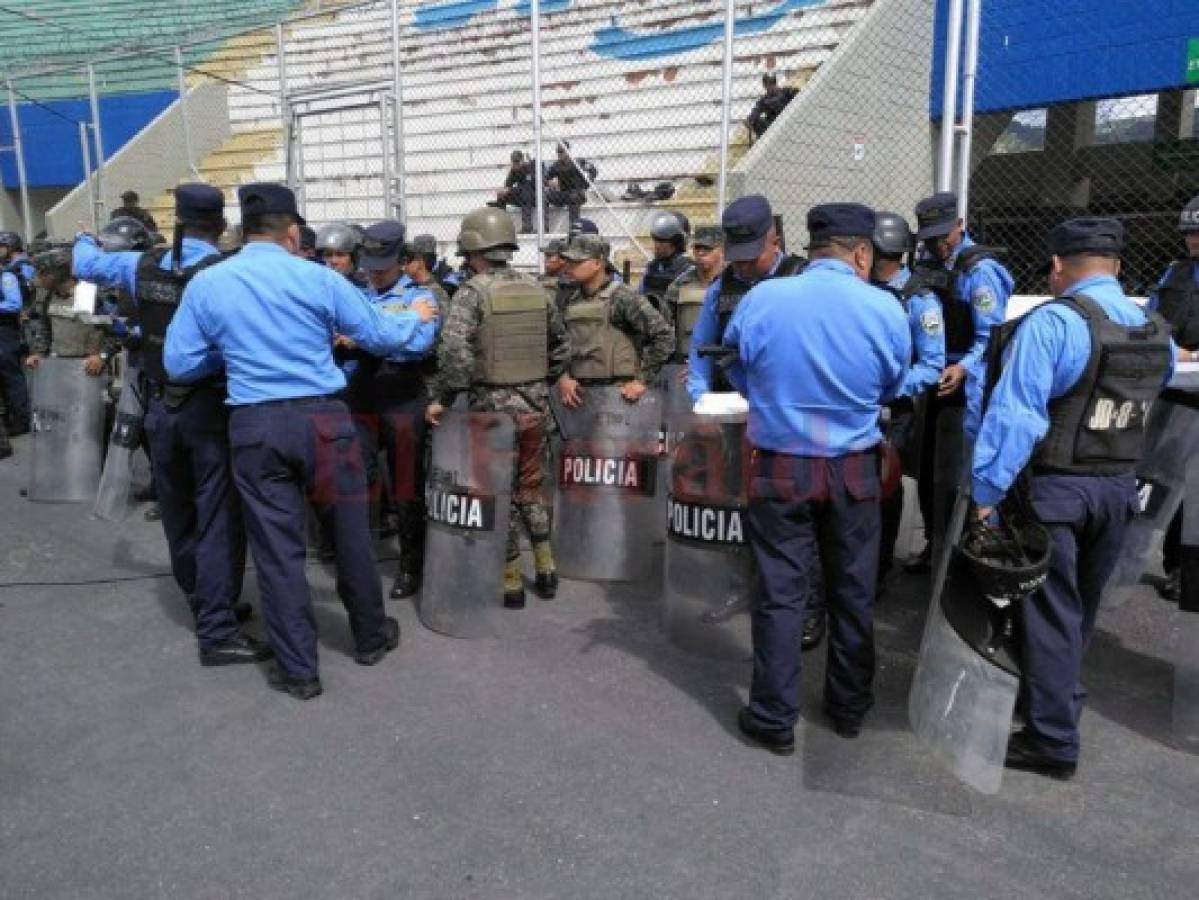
957 513 1052 609
1179 195 1199 234
872 211 913 257
457 206 518 261
99 216 152 252
0 230 23 251
649 210 688 242
315 222 362 256
410 233 438 261
32 247 71 278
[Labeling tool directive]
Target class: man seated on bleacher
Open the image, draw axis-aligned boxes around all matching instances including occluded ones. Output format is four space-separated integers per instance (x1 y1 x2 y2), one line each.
491 150 536 234
545 142 596 230
744 73 798 142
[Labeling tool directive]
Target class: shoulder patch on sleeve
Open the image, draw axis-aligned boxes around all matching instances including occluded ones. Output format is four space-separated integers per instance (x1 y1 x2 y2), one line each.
919 307 943 335
972 285 996 313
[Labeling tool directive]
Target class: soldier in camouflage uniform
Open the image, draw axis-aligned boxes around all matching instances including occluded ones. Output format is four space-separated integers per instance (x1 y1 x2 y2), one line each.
24 248 109 374
662 225 724 363
556 234 675 408
539 238 568 298
426 207 572 609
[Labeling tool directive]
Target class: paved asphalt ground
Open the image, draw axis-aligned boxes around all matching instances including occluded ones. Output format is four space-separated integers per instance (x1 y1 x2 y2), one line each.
1 433 1196 899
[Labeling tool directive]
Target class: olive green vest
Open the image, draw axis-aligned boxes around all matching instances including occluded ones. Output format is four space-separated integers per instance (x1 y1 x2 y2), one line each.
472 272 549 385
674 282 707 357
46 300 98 358
564 288 638 381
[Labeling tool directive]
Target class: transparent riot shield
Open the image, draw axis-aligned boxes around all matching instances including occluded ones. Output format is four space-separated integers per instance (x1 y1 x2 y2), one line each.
1102 391 1199 609
550 384 663 582
418 410 515 638
653 363 693 544
93 367 147 521
931 405 965 561
1173 455 1199 753
28 357 105 503
662 411 752 660
909 492 1021 794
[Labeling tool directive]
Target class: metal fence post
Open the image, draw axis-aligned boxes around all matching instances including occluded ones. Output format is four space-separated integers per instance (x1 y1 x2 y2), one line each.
86 63 107 216
954 0 982 219
283 100 296 192
389 0 407 221
6 80 33 235
79 121 98 231
936 0 965 192
175 46 199 178
531 0 544 267
716 0 736 215
380 97 393 216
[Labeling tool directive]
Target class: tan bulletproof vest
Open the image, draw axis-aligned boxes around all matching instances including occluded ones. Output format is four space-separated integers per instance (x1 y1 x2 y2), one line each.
46 301 97 358
564 294 638 381
674 282 707 357
473 273 549 385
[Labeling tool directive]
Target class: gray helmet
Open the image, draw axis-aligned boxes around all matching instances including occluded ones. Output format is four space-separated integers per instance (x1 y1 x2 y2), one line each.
410 233 438 262
649 210 688 242
0 230 23 251
32 247 71 278
316 222 362 255
1180 195 1199 234
457 206 518 261
872 211 913 257
100 216 151 252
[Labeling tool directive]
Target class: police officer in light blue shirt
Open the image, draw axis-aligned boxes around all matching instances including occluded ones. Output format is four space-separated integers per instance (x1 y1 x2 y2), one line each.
972 218 1174 778
358 219 440 601
724 203 909 753
686 195 806 401
0 231 34 435
165 183 436 700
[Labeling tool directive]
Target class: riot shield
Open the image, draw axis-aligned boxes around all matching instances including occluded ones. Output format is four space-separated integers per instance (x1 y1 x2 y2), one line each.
653 363 692 544
418 410 515 638
28 357 105 503
1101 391 1199 609
93 367 147 521
662 411 752 660
550 384 663 582
1173 455 1199 753
931 405 966 561
909 492 1021 794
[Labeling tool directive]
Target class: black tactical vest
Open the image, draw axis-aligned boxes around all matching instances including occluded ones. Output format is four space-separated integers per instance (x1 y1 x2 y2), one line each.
135 247 224 385
711 253 806 390
641 253 692 305
871 279 914 365
904 246 998 356
1154 260 1199 350
984 293 1172 477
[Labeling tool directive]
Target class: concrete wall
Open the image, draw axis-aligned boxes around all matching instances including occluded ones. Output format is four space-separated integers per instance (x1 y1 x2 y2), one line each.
734 0 936 234
46 80 231 238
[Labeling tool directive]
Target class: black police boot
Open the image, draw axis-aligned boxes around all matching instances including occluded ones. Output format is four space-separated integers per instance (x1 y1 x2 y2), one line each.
1004 729 1077 780
504 588 527 610
232 601 253 623
737 707 795 755
801 607 826 652
533 571 558 600
390 571 421 600
355 617 400 666
267 663 323 701
199 632 273 667
823 706 862 739
903 544 933 574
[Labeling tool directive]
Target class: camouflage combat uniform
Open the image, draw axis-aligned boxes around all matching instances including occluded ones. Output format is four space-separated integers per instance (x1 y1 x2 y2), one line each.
559 277 676 383
661 265 716 362
431 265 571 562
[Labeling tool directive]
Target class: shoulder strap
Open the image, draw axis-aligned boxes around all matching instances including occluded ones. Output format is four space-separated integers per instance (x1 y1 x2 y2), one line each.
775 254 807 277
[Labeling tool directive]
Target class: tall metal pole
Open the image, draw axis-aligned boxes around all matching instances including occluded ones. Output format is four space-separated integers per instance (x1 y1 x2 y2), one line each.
954 0 982 220
6 80 32 235
79 121 97 231
276 25 294 194
379 98 393 218
936 0 965 192
175 46 199 178
389 0 408 221
531 0 545 268
715 0 736 214
87 63 107 216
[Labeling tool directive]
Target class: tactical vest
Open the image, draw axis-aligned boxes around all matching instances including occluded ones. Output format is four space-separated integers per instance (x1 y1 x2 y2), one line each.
642 254 690 303
44 299 97 357
135 247 225 384
871 279 914 365
904 246 998 356
984 293 1172 477
472 272 549 386
1154 260 1199 350
674 279 709 358
564 285 640 382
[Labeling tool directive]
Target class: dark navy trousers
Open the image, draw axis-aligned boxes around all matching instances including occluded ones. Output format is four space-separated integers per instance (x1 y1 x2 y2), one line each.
1020 473 1138 762
229 397 388 681
0 322 29 429
144 386 245 648
746 448 881 730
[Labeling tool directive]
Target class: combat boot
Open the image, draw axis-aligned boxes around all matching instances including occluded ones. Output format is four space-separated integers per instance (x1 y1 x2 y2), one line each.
503 558 526 609
532 540 558 599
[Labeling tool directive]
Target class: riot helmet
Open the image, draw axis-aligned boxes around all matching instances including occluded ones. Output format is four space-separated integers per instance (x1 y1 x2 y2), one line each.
99 216 152 252
958 513 1052 609
457 206 518 262
872 211 913 258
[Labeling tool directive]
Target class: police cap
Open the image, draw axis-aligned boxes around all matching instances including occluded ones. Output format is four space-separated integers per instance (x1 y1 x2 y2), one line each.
299 225 317 252
721 194 773 262
174 183 224 223
807 203 876 245
542 238 567 256
360 220 407 271
121 189 139 204
238 182 305 225
914 191 959 241
692 225 723 249
1179 195 1199 234
411 233 438 258
561 234 608 261
569 218 599 237
1048 217 1124 259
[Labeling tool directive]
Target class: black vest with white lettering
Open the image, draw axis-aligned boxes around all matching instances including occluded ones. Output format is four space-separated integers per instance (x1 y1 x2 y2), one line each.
1154 260 1199 350
985 293 1172 477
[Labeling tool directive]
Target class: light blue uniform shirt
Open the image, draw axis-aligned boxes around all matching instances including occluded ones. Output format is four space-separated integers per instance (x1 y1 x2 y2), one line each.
367 278 440 363
883 266 945 398
972 274 1176 506
1 256 34 314
164 241 428 406
723 258 910 457
686 250 786 401
73 233 220 294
